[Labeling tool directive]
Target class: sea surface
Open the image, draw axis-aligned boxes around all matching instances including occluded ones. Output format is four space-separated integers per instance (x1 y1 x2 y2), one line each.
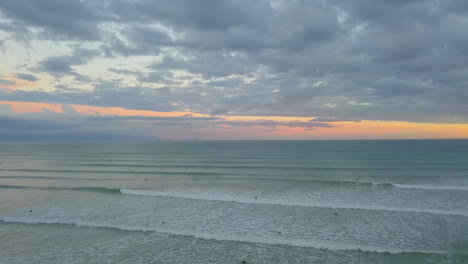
0 140 467 263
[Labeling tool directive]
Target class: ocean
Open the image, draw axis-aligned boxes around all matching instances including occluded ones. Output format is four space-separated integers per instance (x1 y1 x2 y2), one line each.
0 140 467 263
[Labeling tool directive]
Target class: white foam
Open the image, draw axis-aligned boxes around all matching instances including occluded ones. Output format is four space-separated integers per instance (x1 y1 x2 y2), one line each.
390 183 468 191
120 189 468 217
0 217 452 255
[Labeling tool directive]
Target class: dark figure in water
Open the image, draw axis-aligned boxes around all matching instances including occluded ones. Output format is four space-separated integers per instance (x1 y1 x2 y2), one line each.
255 196 257 200
334 212 338 216
241 261 247 264
29 210 32 212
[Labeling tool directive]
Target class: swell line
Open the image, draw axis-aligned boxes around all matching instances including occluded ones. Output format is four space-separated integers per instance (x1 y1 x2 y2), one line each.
0 168 231 176
2 174 468 192
0 218 460 256
0 165 459 171
0 185 120 194
120 189 468 217
1 184 467 217
0 176 135 181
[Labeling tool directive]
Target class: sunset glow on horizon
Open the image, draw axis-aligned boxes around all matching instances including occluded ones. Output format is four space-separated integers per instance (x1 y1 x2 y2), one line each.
2 100 467 140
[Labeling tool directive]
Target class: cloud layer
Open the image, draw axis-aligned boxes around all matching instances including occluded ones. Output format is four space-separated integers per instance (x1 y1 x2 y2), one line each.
0 102 340 140
1 0 468 140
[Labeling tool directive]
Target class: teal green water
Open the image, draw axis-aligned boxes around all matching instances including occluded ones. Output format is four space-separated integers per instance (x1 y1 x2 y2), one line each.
0 140 467 263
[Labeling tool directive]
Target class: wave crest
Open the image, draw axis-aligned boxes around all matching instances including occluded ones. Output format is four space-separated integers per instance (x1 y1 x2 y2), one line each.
0 218 461 256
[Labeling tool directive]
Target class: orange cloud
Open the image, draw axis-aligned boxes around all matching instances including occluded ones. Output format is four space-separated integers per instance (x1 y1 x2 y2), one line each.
1 101 64 113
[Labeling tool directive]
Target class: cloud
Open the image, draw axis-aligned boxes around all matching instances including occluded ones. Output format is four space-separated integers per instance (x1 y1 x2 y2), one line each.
61 104 77 115
222 119 333 130
0 103 337 140
0 104 13 115
0 110 218 141
0 0 110 40
0 116 73 130
16 73 38 82
312 117 361 123
0 79 15 86
210 107 230 115
38 48 100 76
0 21 33 43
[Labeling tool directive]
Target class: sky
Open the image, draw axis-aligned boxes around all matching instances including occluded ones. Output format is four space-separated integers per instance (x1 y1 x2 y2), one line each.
1 0 468 140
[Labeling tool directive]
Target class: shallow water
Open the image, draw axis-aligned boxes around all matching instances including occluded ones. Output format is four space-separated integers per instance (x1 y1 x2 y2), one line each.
1 140 467 263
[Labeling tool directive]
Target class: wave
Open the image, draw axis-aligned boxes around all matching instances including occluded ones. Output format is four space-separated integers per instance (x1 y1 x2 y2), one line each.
209 178 468 191
1 184 467 216
0 218 460 256
2 173 467 192
0 175 134 181
389 183 468 191
1 166 458 172
119 189 468 217
0 185 121 194
330 181 468 191
0 168 231 176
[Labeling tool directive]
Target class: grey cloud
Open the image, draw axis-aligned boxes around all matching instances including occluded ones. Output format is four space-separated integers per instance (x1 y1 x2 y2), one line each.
0 79 15 85
223 120 333 130
210 108 230 115
39 48 100 76
0 21 33 42
54 84 82 93
311 117 361 123
140 71 183 85
0 0 110 40
0 112 215 141
115 0 341 52
0 104 13 115
108 68 142 76
113 0 262 31
0 107 336 141
61 104 77 115
0 133 158 142
372 77 428 99
0 116 159 141
16 73 38 82
125 26 172 47
0 116 75 131
41 57 73 73
100 26 171 57
90 115 219 122
150 52 255 79
0 81 179 112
